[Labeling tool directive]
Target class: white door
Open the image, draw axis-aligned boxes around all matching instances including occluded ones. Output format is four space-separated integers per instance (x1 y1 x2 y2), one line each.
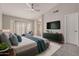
64 13 78 45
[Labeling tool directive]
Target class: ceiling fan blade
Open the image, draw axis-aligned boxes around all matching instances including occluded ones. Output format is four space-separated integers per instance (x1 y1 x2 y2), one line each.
26 3 32 9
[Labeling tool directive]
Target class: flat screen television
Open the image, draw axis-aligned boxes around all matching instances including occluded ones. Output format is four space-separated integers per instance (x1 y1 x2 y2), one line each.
47 21 60 29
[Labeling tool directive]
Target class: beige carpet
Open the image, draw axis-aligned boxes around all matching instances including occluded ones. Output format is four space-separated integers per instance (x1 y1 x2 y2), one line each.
52 43 79 56
37 42 61 56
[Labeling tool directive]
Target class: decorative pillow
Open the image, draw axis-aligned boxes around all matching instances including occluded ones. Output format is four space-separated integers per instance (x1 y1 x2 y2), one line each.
0 36 1 43
9 33 18 46
4 32 10 39
14 33 22 42
25 33 33 39
22 34 26 36
0 33 11 47
28 31 33 35
0 39 1 43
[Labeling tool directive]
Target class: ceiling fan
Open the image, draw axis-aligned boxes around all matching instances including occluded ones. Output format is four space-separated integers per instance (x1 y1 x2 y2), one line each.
26 3 40 12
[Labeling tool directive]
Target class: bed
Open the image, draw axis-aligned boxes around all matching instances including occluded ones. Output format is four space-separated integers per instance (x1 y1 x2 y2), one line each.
11 36 49 56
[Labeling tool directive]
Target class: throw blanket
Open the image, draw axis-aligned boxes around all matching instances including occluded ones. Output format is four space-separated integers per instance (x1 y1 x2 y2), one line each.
22 34 46 53
30 37 46 53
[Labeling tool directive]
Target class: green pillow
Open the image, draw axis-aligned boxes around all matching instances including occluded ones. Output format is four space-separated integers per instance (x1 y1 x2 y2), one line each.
0 42 9 50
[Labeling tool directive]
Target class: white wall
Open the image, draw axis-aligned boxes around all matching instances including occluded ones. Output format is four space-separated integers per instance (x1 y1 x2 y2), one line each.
0 13 2 30
0 6 2 30
43 3 79 35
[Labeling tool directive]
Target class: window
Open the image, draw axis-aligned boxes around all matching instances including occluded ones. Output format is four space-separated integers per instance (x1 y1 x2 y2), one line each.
26 23 32 33
15 21 26 35
15 21 32 35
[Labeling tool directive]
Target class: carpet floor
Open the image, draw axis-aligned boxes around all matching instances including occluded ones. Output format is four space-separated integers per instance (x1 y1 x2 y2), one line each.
37 42 61 56
52 43 79 56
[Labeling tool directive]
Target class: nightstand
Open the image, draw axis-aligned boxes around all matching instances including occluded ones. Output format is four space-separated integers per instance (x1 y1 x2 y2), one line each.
0 49 16 56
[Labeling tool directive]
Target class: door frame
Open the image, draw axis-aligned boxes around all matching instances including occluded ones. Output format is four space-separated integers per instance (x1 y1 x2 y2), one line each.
64 15 67 44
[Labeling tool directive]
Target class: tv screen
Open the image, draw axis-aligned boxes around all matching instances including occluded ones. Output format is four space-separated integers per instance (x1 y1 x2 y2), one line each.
47 21 60 29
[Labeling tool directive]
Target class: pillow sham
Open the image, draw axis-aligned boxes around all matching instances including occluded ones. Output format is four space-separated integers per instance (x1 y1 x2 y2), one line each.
9 33 18 46
24 33 33 39
14 33 22 42
0 33 11 47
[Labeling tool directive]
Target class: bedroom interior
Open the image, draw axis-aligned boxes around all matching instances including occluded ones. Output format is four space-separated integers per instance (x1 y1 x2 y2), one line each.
0 3 79 56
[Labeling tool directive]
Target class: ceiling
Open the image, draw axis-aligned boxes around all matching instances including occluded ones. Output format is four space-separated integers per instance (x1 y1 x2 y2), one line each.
0 3 58 20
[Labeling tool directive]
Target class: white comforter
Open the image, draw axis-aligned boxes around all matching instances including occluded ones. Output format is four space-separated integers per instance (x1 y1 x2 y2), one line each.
12 36 49 53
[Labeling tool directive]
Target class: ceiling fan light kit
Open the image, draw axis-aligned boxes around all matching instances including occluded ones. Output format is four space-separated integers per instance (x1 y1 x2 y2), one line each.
26 3 40 12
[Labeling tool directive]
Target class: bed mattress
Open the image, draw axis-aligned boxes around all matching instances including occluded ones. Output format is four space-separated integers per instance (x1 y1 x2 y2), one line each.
11 36 49 55
11 37 37 53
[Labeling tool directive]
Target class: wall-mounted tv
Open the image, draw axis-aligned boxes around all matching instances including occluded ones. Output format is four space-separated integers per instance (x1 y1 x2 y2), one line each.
47 21 60 29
